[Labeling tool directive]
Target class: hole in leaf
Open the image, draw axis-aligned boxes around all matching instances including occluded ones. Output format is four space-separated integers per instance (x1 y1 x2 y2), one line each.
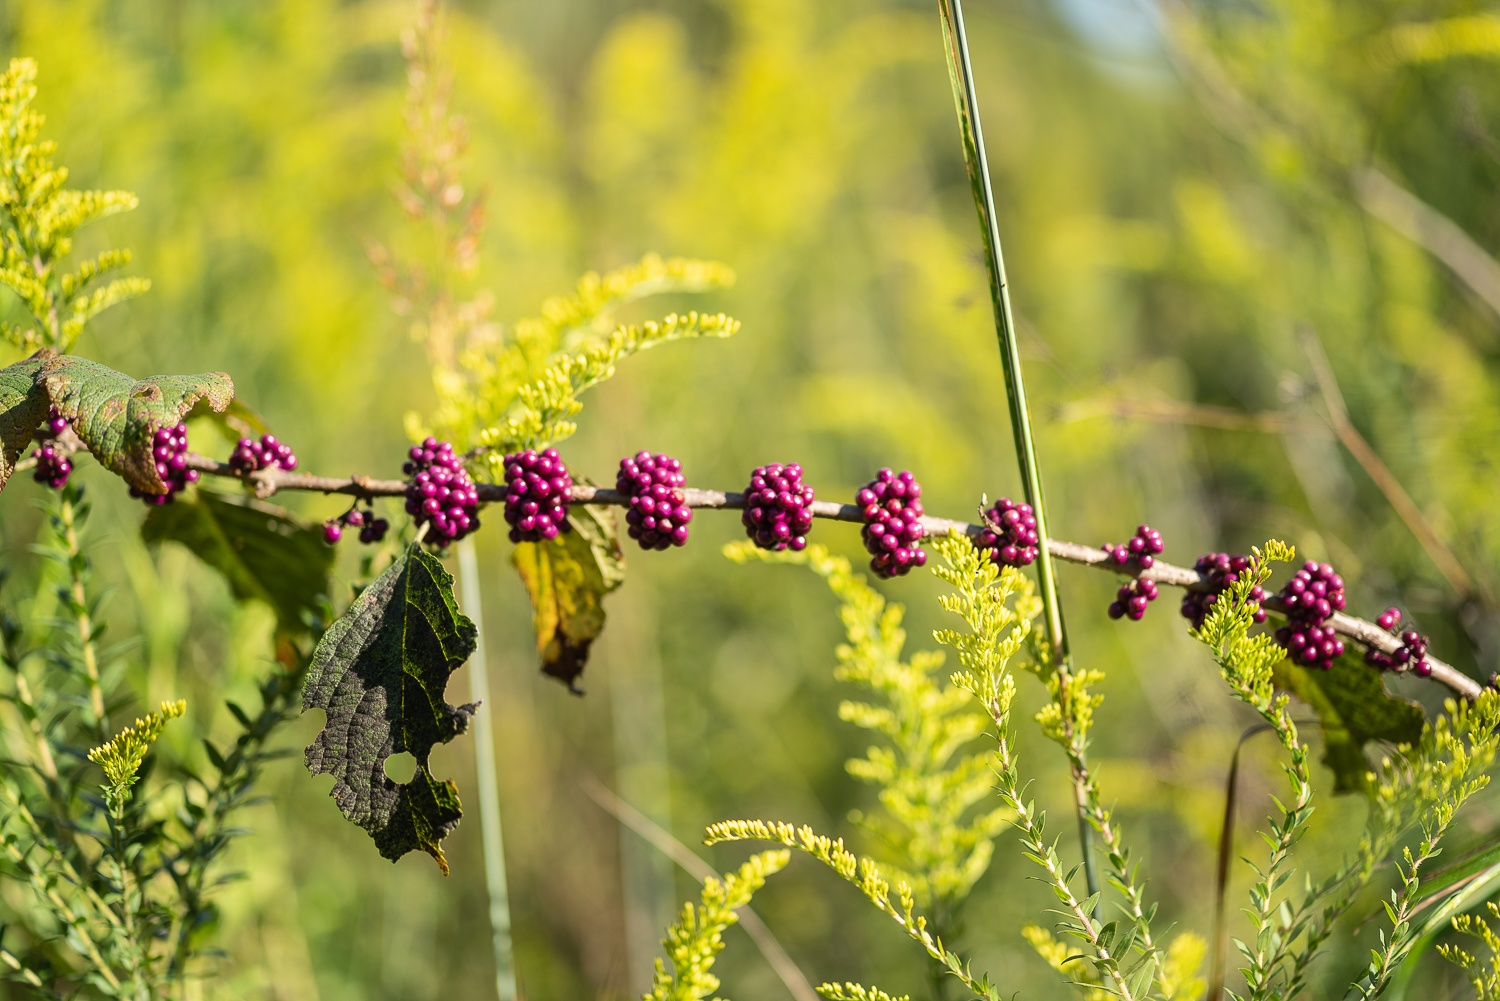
384 751 417 783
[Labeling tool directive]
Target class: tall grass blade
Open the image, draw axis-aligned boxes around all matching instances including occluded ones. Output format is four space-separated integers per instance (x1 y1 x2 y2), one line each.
458 537 520 1001
936 0 1094 897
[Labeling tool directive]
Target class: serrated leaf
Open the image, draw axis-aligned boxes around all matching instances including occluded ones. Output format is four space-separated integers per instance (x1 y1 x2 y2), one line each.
141 489 333 633
39 353 233 493
0 350 51 490
1273 651 1425 793
302 544 477 872
511 503 625 693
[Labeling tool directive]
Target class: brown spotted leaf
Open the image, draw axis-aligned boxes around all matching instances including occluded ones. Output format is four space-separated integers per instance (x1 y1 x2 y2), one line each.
0 349 52 491
511 504 625 694
39 354 233 494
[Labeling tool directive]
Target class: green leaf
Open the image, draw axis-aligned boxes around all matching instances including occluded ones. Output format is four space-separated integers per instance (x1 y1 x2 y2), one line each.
38 353 234 494
141 489 333 633
0 350 50 490
302 544 477 872
1273 651 1425 793
510 503 625 694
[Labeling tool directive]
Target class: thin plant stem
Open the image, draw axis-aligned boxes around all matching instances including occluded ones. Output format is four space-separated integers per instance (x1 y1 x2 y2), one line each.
58 492 107 738
457 537 519 1001
578 773 820 1001
935 0 1097 900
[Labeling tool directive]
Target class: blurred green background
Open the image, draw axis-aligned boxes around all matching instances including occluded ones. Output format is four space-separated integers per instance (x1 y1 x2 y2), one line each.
3 0 1500 997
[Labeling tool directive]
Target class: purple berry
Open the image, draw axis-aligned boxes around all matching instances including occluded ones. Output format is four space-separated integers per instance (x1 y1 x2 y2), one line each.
1101 524 1164 575
1272 562 1346 670
502 448 569 545
1111 576 1159 623
858 469 926 578
618 451 691 551
30 442 72 489
130 422 193 505
741 463 814 552
975 497 1039 568
323 521 342 544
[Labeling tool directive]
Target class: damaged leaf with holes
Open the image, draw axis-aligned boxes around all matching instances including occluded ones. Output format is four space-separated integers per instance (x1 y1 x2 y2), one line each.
511 503 625 693
302 543 477 872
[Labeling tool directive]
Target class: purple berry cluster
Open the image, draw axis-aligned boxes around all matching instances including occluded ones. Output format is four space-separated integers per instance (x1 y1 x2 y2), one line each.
741 462 814 552
1273 561 1347 671
402 437 481 546
1102 524 1164 571
501 447 571 544
1180 553 1267 630
975 497 1040 568
1364 608 1432 677
857 469 927 578
229 433 298 474
1109 577 1159 621
617 451 692 550
31 443 71 488
323 505 390 546
129 423 198 506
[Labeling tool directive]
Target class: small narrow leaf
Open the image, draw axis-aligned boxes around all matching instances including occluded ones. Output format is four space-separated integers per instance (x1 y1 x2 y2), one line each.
302 544 477 872
142 490 333 633
511 503 625 693
39 353 234 494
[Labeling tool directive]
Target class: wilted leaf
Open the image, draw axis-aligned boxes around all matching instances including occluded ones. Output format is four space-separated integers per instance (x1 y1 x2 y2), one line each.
1274 651 1425 793
302 544 477 872
512 504 625 694
0 350 51 490
39 353 234 494
140 489 333 633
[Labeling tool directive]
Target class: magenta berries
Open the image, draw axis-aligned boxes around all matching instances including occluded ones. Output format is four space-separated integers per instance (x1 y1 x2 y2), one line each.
45 407 68 436
618 452 692 550
229 433 298 474
1180 553 1267 630
1365 608 1431 676
1273 561 1346 670
975 497 1039 568
501 447 570 544
31 443 71 488
741 462 814 552
1102 525 1164 572
1109 577 1159 621
403 437 481 546
323 505 390 546
129 423 198 505
857 469 926 578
